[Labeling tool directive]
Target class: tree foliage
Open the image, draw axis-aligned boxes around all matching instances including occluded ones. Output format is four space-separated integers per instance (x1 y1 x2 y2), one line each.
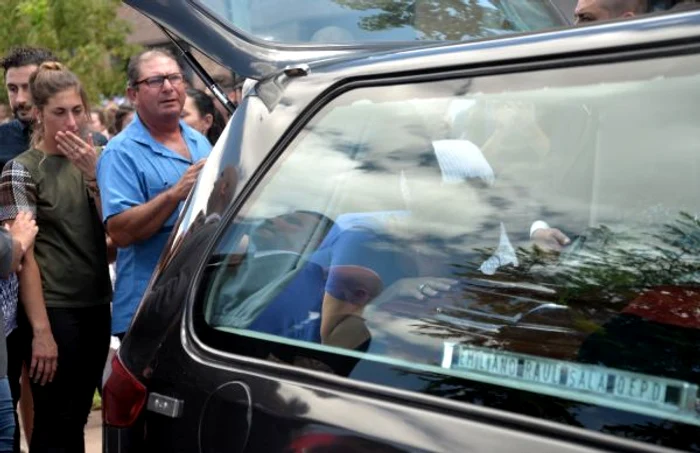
501 212 700 306
332 0 520 40
332 0 565 40
0 0 139 105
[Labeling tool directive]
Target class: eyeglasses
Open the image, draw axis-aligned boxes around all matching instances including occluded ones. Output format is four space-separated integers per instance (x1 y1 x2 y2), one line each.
132 73 185 89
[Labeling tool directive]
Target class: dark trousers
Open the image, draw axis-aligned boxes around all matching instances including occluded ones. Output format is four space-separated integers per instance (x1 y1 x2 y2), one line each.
6 320 29 453
28 305 110 453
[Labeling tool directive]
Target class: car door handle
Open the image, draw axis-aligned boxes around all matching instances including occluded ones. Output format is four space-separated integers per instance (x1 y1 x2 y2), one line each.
147 393 184 418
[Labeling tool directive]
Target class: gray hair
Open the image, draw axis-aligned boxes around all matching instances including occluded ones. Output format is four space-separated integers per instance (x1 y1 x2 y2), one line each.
126 48 181 88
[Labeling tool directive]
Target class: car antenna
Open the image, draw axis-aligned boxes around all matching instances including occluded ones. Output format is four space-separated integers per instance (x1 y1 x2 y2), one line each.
154 22 237 115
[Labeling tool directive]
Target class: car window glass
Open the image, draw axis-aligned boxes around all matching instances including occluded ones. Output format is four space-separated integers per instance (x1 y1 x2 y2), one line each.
196 53 700 445
197 0 571 44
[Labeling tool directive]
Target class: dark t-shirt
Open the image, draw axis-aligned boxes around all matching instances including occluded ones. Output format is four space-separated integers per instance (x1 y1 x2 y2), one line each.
0 149 112 307
0 119 30 167
92 132 108 147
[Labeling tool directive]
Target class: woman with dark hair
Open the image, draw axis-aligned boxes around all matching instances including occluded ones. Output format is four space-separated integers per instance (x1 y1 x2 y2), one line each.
89 108 110 140
182 88 226 145
0 61 111 452
113 104 135 135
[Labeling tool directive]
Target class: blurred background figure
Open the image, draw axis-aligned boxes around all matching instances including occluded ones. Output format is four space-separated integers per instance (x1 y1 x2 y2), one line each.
214 71 241 108
112 105 135 136
574 0 646 23
88 109 110 145
229 74 245 107
182 88 226 145
0 105 9 125
102 103 119 138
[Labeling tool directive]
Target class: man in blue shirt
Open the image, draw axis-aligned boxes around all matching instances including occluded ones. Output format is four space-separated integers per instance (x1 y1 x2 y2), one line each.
97 49 212 338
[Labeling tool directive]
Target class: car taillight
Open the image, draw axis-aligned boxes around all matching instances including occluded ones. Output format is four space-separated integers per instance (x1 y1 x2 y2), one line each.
103 353 147 428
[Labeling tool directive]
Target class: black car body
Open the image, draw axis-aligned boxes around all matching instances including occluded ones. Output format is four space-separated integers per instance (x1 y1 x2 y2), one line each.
104 1 700 451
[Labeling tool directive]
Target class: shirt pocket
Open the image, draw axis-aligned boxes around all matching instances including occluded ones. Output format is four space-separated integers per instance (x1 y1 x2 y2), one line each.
145 172 176 200
144 165 184 228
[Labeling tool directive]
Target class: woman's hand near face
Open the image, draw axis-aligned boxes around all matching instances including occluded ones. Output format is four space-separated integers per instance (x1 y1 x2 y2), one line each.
56 131 97 180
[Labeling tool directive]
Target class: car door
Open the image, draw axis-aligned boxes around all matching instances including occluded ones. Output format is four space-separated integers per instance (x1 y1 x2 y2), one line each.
107 2 700 453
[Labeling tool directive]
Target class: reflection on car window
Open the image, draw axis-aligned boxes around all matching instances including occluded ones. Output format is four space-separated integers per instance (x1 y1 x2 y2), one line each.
197 0 570 44
199 53 700 443
199 0 699 44
574 0 700 24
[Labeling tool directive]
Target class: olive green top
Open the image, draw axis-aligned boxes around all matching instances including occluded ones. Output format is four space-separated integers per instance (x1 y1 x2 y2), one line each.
0 148 111 308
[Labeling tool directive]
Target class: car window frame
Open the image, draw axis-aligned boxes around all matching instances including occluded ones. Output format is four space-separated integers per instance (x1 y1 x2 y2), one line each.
179 38 700 452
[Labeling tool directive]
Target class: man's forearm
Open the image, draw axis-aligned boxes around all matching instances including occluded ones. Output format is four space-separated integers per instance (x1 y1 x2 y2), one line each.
107 187 181 247
19 249 51 335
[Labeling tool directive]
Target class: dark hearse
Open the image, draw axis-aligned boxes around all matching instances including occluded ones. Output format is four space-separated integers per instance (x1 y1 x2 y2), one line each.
104 1 700 451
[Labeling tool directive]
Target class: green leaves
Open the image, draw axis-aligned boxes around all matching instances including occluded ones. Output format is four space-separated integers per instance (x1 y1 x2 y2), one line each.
0 0 140 105
474 212 700 309
334 0 512 41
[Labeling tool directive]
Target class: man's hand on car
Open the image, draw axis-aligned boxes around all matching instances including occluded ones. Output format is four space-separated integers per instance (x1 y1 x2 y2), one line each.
171 159 207 201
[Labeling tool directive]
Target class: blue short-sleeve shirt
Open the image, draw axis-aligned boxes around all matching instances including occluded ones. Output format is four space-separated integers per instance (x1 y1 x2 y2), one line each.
97 115 212 334
244 212 414 342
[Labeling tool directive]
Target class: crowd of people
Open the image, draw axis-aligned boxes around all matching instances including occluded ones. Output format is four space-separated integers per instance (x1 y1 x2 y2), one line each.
0 0 694 452
0 44 239 452
1 70 231 148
